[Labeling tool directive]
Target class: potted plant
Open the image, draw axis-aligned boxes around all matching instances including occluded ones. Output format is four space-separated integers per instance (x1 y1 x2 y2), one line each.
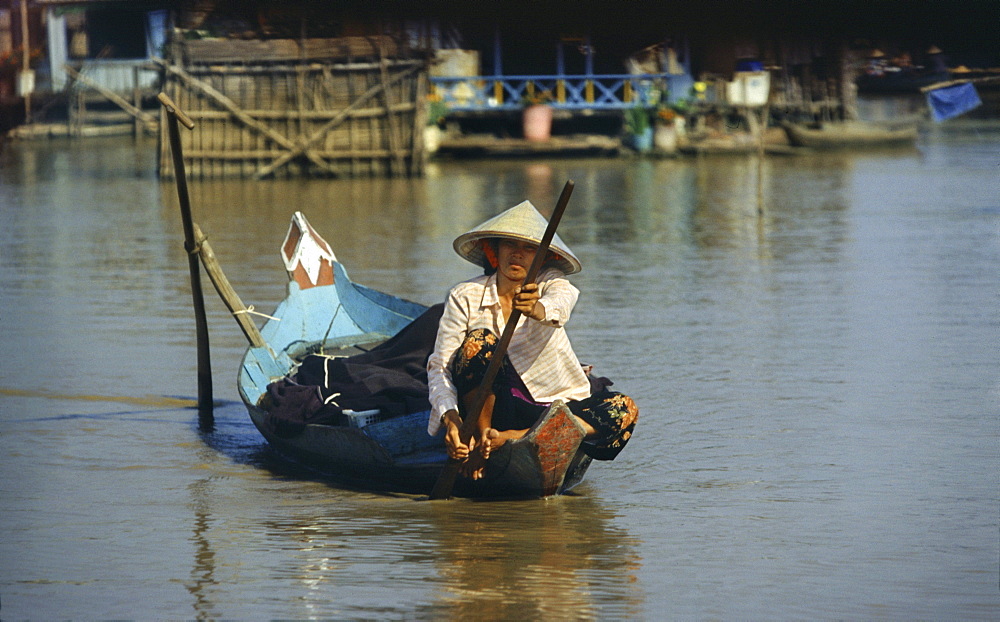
424 93 449 154
654 106 679 152
624 105 653 152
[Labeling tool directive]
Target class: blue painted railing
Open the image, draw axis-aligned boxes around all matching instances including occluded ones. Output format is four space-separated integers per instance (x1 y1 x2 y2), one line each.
430 73 693 111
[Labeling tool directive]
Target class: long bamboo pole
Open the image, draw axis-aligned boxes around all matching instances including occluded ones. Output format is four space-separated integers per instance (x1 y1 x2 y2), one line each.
192 223 266 349
429 180 575 500
158 92 214 428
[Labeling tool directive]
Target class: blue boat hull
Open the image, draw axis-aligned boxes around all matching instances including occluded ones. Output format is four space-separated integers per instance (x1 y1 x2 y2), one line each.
237 213 592 498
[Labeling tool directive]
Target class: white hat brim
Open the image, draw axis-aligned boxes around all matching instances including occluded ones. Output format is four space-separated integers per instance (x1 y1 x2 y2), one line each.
452 200 581 275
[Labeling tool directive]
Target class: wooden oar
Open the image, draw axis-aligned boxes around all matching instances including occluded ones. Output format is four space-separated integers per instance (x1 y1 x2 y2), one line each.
158 92 214 429
429 180 575 500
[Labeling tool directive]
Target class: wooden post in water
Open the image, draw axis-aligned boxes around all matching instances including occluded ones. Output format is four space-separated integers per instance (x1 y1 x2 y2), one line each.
158 92 214 428
757 104 768 216
19 0 31 123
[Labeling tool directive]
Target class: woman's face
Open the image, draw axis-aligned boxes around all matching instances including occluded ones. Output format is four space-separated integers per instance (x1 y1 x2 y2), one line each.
496 239 538 283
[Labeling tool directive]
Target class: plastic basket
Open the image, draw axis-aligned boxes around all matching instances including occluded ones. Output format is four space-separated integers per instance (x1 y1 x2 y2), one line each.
343 409 384 428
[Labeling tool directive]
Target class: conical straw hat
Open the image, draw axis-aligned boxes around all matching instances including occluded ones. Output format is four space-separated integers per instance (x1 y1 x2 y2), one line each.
453 200 582 275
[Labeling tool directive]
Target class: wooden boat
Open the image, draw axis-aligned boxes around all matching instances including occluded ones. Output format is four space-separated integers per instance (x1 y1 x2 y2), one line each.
857 70 950 94
237 212 593 498
678 137 799 156
678 126 799 156
436 134 621 158
781 120 919 149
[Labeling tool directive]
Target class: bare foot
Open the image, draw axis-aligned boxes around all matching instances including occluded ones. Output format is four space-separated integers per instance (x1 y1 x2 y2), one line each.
485 428 529 456
458 428 537 480
458 429 500 480
479 428 500 460
458 446 486 479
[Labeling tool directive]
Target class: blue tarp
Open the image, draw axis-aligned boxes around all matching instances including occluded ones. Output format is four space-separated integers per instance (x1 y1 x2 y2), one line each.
926 82 982 122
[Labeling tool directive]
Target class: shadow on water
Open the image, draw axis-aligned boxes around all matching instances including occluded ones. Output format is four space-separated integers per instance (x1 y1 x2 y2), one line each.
192 400 283 469
192 400 423 495
0 391 294 483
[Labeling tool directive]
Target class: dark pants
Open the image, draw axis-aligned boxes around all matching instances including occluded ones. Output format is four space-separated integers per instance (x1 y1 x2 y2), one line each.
450 328 638 460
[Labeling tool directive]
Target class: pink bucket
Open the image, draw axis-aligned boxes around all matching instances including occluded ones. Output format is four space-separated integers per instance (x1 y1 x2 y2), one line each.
522 105 553 142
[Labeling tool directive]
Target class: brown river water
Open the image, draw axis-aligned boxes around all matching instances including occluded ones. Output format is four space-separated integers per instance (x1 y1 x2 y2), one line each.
1 124 998 618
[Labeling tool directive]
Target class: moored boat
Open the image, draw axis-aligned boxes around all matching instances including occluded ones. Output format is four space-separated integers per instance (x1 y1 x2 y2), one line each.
857 70 951 94
237 212 593 498
781 120 919 149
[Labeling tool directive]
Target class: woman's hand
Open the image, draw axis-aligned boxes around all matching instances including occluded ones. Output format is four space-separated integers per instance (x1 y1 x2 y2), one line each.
513 283 545 321
442 409 472 460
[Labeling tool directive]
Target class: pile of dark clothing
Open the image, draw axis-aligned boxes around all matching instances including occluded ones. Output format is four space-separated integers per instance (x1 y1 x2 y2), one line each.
262 304 444 437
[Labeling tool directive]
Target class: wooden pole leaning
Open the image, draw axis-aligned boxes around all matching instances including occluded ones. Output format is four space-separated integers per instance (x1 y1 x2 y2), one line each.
429 180 576 500
158 92 214 428
64 65 158 132
192 223 266 350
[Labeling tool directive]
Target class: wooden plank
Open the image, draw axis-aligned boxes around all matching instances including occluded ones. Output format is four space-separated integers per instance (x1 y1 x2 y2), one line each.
63 64 157 129
184 149 406 159
437 134 622 157
179 59 424 75
920 75 1000 92
343 63 359 176
72 110 136 122
158 105 169 176
378 42 404 176
156 58 297 150
411 70 428 175
296 64 305 152
180 37 402 64
132 65 141 137
157 51 426 179
253 63 423 179
243 68 253 177
153 59 339 177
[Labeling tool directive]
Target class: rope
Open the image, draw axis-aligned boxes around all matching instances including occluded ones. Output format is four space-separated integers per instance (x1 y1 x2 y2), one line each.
323 392 341 406
322 358 340 406
233 305 280 321
318 303 344 353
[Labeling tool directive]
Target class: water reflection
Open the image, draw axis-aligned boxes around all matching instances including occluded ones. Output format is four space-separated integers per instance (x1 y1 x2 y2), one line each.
422 496 643 619
179 401 645 617
186 477 221 621
184 407 643 618
237 495 642 618
5 129 998 617
149 151 869 314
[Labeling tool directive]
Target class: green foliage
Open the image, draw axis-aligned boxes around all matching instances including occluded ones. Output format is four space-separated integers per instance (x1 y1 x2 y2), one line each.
624 106 652 135
671 98 692 114
520 89 554 107
427 99 449 127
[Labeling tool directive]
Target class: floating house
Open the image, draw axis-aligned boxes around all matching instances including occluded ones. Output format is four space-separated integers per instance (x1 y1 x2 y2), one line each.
5 1 995 168
158 35 431 179
30 0 168 134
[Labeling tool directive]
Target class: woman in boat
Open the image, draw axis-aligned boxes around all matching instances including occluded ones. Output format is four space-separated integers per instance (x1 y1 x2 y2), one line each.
426 200 638 479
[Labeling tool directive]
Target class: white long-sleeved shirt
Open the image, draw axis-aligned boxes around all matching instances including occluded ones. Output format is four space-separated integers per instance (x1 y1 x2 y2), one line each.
426 267 591 436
